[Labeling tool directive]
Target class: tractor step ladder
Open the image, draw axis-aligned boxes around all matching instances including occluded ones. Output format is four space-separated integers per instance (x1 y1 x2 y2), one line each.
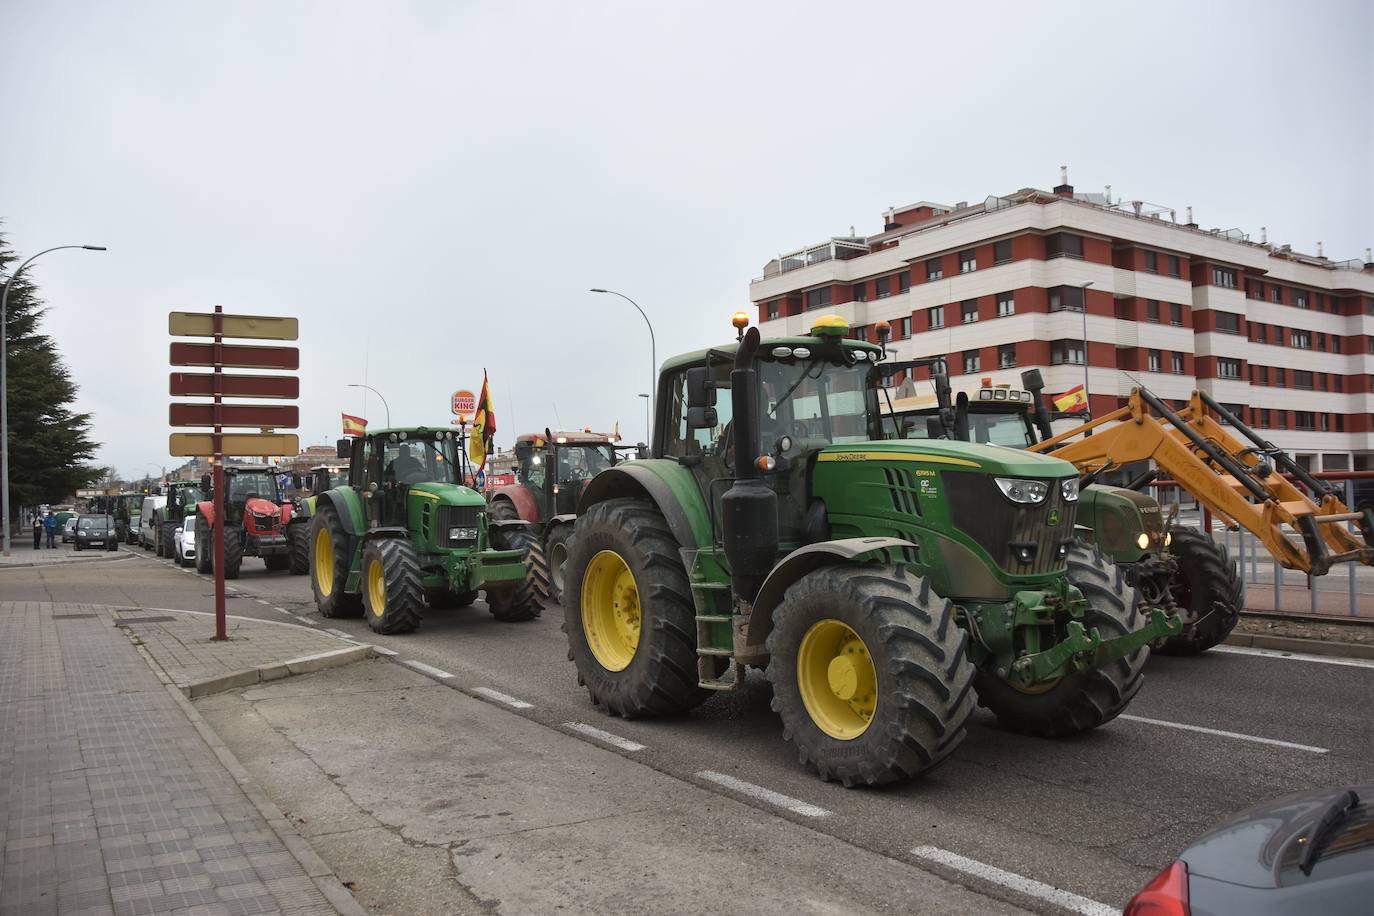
682 548 738 690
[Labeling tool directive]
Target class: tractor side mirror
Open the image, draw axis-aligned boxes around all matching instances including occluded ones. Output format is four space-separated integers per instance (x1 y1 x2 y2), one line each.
686 367 716 409
635 444 648 460
686 406 717 430
336 438 351 459
199 474 212 493
291 473 303 490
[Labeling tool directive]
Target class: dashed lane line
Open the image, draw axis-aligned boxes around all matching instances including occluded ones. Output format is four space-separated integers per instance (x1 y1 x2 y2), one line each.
472 687 533 709
1118 714 1329 753
1212 644 1374 670
909 846 1116 916
563 722 645 751
696 771 830 818
369 646 398 657
403 660 455 680
323 628 353 640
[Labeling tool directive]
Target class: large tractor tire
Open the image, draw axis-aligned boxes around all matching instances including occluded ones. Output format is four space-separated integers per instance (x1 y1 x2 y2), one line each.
545 524 573 605
222 528 244 580
159 522 177 559
194 515 213 575
287 523 310 575
975 543 1146 738
485 526 548 622
1155 527 1244 656
309 505 362 618
360 538 424 635
766 564 977 787
563 498 710 717
488 498 520 522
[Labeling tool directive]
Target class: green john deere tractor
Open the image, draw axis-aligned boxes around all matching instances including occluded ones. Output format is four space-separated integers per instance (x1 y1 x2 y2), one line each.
309 427 548 634
563 314 1181 786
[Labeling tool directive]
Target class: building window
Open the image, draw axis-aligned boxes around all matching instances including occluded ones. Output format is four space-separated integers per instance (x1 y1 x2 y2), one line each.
963 350 981 373
1271 287 1283 303
994 239 1012 264
1254 365 1268 385
961 300 979 324
998 343 1017 368
851 282 867 302
928 305 945 329
1146 300 1160 323
1291 330 1311 349
899 272 911 294
875 276 891 299
1317 332 1327 352
1332 374 1342 393
1249 282 1263 300
766 300 780 320
996 292 1015 317
926 258 943 281
1148 349 1161 372
1167 254 1180 277
1048 285 1085 312
1258 408 1270 427
1214 311 1242 334
1044 233 1084 259
1172 352 1184 374
1144 251 1158 273
1217 358 1242 379
1295 411 1316 431
850 325 868 341
1050 340 1084 365
1294 370 1314 390
1275 367 1286 388
896 317 911 339
806 287 832 311
1254 323 1267 343
1296 291 1308 309
1170 302 1183 326
1212 266 1238 288
959 249 977 273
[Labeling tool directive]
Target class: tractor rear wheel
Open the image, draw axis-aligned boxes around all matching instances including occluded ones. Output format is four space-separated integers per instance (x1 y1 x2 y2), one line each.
194 515 212 574
545 524 573 604
287 523 310 575
489 498 520 522
160 522 177 559
563 498 710 717
485 526 547 622
1155 528 1244 656
222 528 243 579
766 564 976 786
975 543 1146 738
310 505 362 618
361 538 424 635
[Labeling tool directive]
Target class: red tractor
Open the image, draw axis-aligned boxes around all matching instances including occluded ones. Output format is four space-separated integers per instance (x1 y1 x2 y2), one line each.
194 464 295 579
488 429 620 601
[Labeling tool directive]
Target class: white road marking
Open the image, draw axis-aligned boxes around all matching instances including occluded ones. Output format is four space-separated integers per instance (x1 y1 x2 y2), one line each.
1118 714 1329 754
1213 645 1374 670
403 660 454 680
563 722 645 751
910 846 1116 916
323 628 353 640
273 607 291 615
472 687 533 709
370 646 398 657
255 598 269 605
696 771 831 818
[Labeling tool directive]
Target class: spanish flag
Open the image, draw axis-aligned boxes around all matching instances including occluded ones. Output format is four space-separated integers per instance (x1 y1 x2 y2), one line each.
342 413 367 437
1054 384 1088 413
469 370 495 470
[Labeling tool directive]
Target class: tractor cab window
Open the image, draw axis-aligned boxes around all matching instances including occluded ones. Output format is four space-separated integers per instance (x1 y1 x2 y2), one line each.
228 473 277 502
380 436 458 486
557 445 613 482
517 446 547 490
966 410 1037 448
760 357 875 454
662 364 733 458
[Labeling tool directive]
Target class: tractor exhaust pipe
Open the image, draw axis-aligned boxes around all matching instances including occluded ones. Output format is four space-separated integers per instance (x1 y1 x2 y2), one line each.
1021 368 1055 443
722 327 777 603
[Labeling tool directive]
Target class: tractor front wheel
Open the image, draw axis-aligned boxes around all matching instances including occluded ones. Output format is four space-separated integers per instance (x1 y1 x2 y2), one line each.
222 528 243 579
361 538 424 635
975 543 1146 738
160 522 177 559
194 516 212 575
564 498 709 717
485 526 548 622
767 564 976 786
287 523 310 575
545 524 573 604
310 505 362 618
1155 528 1244 656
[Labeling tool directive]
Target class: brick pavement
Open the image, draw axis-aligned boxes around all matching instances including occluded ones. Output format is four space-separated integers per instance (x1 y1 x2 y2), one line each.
0 601 353 916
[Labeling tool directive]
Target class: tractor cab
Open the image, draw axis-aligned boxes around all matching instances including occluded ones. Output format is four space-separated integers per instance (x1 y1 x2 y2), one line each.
340 428 471 530
887 382 1040 447
510 431 616 520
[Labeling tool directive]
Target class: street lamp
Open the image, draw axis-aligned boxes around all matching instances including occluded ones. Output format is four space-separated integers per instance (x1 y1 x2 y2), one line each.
347 383 391 428
1078 281 1094 410
590 289 656 412
1 244 106 556
638 393 650 446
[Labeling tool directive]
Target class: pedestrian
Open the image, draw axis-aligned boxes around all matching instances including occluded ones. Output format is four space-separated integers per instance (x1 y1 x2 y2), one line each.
43 511 57 548
32 514 42 550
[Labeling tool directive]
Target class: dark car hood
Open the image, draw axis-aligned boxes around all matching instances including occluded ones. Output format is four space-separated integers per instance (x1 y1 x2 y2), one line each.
1181 784 1374 888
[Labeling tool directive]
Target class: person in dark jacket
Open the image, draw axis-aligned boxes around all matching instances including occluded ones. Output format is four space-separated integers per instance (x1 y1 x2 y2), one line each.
43 512 57 548
32 515 42 550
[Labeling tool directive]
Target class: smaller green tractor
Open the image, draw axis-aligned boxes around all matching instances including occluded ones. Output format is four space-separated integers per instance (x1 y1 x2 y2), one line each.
309 427 548 634
154 482 203 559
285 463 349 575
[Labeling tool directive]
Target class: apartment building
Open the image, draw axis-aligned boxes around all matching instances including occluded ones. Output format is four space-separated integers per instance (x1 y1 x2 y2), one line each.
749 174 1374 472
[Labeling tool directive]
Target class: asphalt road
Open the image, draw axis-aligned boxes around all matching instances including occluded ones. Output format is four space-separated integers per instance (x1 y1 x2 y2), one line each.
9 544 1373 914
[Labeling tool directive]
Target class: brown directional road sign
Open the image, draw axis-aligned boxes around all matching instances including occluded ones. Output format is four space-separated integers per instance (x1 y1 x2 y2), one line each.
169 403 299 428
169 432 300 457
169 341 299 370
169 372 299 399
168 312 299 340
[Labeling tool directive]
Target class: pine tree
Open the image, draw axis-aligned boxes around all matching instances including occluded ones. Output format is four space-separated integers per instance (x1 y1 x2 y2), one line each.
2 233 103 521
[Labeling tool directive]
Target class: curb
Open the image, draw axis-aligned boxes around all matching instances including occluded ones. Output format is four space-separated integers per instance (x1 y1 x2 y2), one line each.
1224 632 1374 660
0 551 133 570
183 645 374 697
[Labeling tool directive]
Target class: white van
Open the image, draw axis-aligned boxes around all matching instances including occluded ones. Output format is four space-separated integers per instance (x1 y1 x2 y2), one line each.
138 496 166 551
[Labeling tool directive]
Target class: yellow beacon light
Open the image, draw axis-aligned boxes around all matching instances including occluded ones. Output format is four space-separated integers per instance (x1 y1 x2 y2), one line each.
811 314 849 336
732 311 750 330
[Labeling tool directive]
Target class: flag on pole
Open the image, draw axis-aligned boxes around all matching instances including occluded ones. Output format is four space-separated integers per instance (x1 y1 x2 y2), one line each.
468 370 495 470
342 413 367 436
613 420 622 442
1053 384 1088 413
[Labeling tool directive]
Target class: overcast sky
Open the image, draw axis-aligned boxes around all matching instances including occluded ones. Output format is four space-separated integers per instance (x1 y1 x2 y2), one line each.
3 0 1371 479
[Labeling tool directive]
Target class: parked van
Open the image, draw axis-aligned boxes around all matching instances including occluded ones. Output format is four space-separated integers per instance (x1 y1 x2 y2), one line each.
138 496 166 551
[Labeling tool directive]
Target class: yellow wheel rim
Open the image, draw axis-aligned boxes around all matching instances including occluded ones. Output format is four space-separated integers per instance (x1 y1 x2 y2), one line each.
580 550 641 672
367 558 386 617
797 619 877 740
315 527 335 596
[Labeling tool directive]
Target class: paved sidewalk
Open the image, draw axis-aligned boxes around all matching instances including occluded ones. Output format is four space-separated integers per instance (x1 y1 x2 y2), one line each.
0 601 359 916
0 545 130 569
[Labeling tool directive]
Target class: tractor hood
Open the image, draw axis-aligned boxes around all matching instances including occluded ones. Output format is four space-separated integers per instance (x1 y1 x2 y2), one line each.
245 496 283 516
815 439 1076 478
407 481 486 507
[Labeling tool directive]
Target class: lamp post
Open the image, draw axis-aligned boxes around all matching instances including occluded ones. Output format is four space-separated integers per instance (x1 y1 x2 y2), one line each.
347 383 390 428
590 289 656 412
638 393 650 446
1078 281 1094 411
2 244 106 556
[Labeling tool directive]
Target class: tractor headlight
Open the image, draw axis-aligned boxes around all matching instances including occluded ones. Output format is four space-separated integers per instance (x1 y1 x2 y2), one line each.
1137 532 1150 550
449 527 477 541
1060 478 1080 502
994 477 1049 504
1165 531 1172 547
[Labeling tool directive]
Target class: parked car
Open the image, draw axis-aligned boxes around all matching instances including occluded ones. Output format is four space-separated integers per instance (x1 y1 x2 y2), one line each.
62 516 78 543
138 495 166 551
174 509 197 567
1125 784 1373 915
73 514 118 552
